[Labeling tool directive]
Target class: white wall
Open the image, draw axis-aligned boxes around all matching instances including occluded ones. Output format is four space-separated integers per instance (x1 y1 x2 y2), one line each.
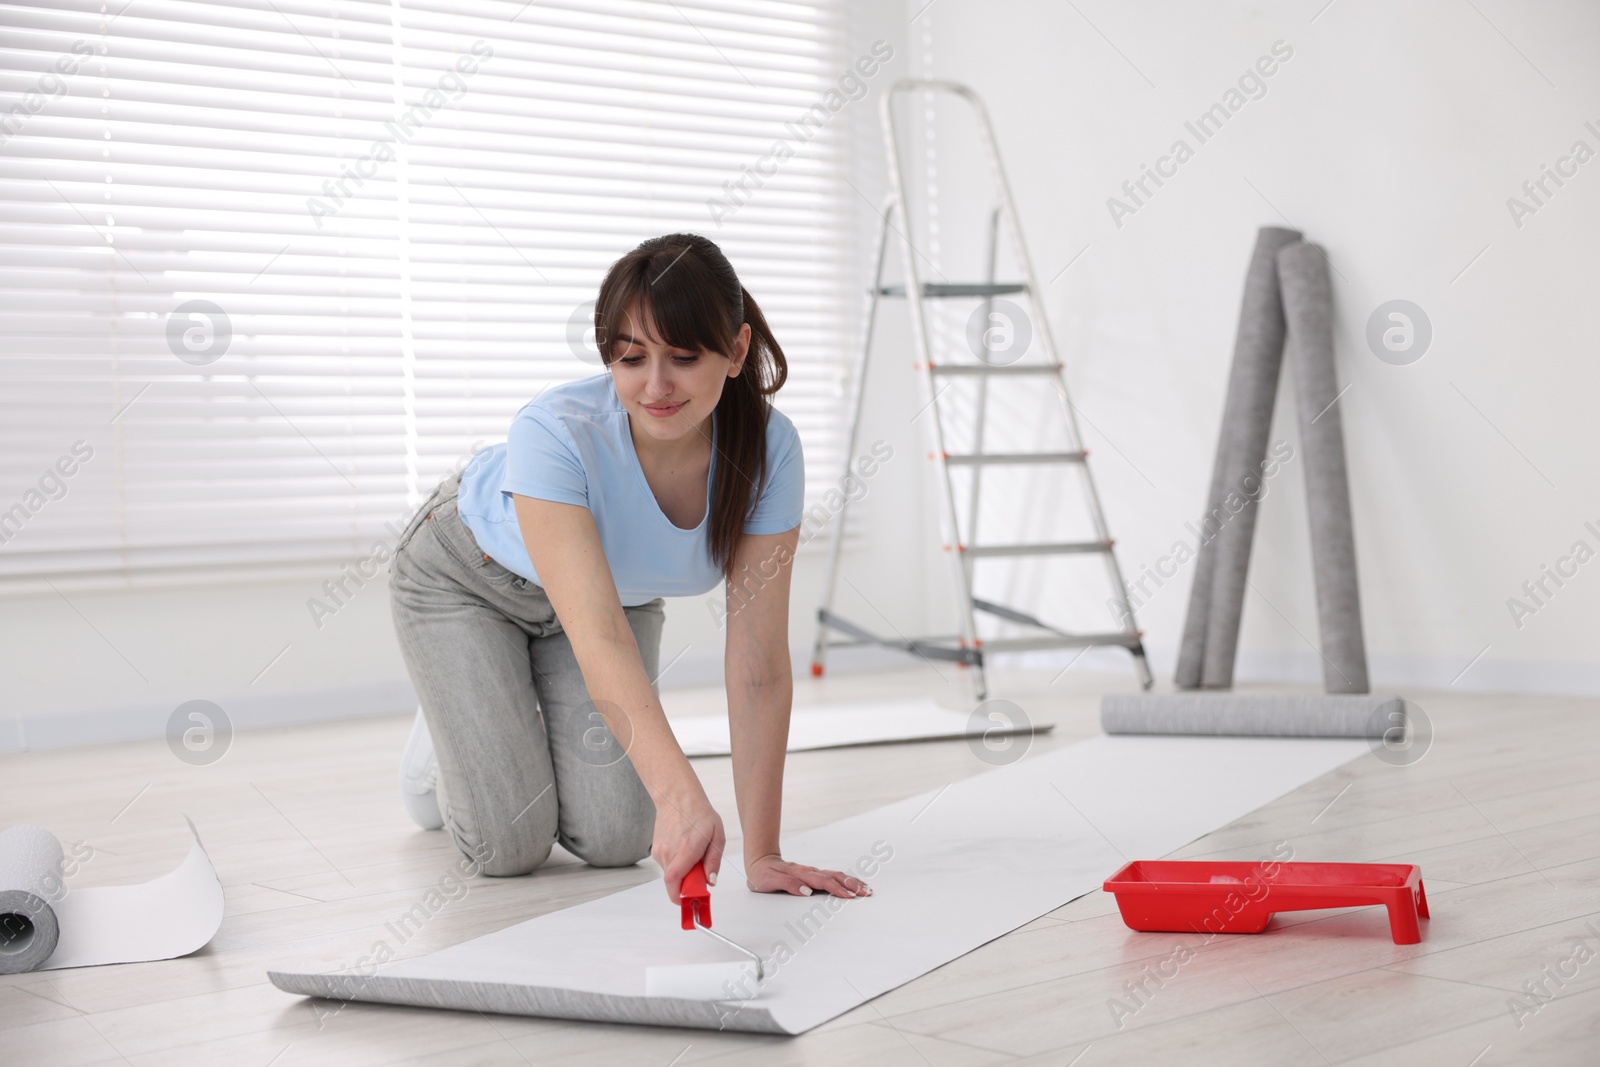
7 0 1598 752
908 0 1600 695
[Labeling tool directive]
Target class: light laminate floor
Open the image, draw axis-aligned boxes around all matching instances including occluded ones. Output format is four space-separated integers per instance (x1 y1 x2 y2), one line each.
3 666 1599 1065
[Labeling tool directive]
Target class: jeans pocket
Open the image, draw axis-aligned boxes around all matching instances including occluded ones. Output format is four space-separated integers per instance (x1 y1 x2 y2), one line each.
476 553 530 589
432 500 531 590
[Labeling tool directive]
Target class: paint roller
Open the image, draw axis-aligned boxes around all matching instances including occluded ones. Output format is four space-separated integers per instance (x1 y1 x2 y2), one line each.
643 862 767 1001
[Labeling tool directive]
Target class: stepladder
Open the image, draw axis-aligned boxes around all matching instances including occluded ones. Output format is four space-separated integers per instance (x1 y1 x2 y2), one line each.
809 79 1153 701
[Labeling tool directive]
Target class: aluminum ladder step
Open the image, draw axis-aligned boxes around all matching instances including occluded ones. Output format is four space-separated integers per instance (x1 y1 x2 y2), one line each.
924 362 1062 377
816 611 1142 660
962 540 1112 558
877 281 1028 298
943 450 1086 466
977 633 1143 652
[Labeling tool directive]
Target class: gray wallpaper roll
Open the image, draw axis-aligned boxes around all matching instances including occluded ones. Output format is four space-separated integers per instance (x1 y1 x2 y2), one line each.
1103 692 1401 738
0 824 65 974
1278 242 1370 693
1176 226 1302 689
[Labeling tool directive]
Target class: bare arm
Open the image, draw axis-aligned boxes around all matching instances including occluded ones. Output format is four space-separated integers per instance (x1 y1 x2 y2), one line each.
513 493 724 900
723 527 796 864
724 526 870 899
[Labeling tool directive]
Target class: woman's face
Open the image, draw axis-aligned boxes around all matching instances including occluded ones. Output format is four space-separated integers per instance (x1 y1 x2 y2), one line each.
608 300 749 447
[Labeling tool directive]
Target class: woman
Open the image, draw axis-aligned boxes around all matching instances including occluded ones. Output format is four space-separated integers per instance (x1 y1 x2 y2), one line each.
389 233 869 905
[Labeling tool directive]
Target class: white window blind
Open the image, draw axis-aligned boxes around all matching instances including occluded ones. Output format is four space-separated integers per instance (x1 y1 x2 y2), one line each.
0 0 854 592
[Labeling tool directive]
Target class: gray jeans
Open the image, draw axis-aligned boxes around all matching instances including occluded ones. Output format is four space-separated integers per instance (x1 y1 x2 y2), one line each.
389 470 662 876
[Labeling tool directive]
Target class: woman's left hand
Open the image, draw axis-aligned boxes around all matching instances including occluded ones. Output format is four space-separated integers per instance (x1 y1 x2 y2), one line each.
744 854 873 898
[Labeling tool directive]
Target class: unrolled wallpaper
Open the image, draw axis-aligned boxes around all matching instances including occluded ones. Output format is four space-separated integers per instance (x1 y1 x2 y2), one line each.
270 735 1367 1034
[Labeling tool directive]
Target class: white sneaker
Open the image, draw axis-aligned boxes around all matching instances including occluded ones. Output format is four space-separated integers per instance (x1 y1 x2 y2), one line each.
400 706 444 830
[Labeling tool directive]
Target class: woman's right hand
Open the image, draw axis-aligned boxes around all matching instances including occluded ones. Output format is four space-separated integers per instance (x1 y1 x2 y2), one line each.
651 783 725 903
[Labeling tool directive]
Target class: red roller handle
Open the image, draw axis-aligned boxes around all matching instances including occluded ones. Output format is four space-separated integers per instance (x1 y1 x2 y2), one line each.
680 861 711 930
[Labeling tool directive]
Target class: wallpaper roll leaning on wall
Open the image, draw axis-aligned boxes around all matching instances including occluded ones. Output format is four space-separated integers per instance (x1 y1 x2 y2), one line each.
1177 226 1301 689
1279 241 1370 694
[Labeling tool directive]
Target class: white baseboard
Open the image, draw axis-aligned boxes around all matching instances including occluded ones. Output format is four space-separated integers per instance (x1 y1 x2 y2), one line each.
11 642 1594 756
1230 645 1600 698
0 643 919 755
1000 643 1600 698
1 681 420 755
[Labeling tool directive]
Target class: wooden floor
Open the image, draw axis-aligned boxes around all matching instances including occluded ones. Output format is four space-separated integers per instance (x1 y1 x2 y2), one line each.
3 666 1599 1065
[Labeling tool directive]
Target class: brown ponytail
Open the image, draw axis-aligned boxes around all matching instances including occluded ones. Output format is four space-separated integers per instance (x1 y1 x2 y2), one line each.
593 234 788 584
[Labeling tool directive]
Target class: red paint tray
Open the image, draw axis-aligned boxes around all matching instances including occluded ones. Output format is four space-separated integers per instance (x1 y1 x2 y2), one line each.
1104 860 1428 944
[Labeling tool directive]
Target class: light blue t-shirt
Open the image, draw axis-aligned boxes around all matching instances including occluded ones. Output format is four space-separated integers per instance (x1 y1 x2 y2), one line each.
456 373 805 606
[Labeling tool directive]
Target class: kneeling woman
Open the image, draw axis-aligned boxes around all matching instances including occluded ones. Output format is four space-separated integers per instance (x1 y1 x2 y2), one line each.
390 233 867 903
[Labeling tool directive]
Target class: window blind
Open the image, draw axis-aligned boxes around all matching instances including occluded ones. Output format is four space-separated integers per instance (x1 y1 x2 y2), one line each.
0 0 854 592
